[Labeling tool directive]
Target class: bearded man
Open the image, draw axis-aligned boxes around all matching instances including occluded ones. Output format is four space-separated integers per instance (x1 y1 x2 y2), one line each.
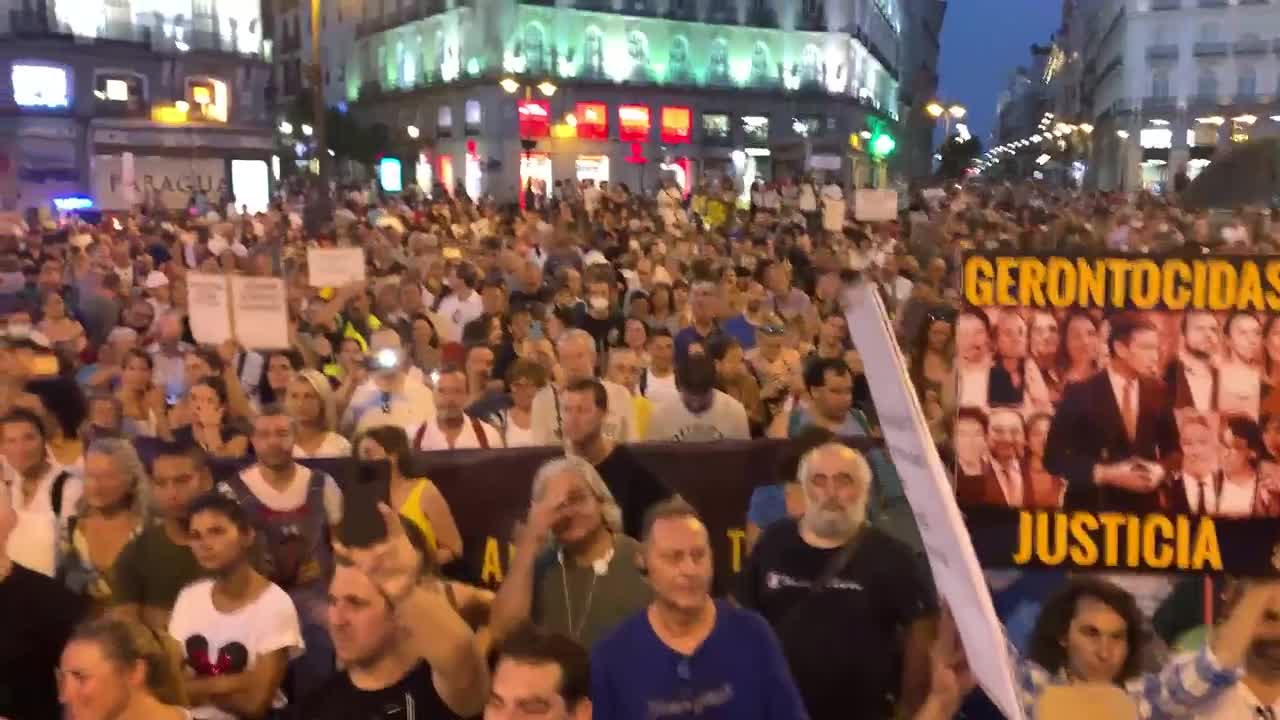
736 442 937 720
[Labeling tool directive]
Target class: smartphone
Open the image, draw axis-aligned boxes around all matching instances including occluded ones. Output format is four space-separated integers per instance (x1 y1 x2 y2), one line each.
340 459 392 548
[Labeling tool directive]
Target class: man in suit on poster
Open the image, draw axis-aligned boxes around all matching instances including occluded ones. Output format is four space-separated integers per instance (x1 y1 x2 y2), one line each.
1164 310 1220 413
1163 412 1225 515
1044 312 1180 511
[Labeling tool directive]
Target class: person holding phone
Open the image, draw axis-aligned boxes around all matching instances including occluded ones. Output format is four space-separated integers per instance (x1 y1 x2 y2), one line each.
353 425 462 567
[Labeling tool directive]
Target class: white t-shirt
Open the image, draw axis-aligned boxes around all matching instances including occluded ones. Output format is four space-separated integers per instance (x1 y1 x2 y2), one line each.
343 376 437 437
435 291 483 343
645 390 750 442
237 465 343 526
500 410 538 448
3 463 82 577
642 369 679 408
411 416 502 451
169 579 304 720
531 380 634 446
292 432 352 459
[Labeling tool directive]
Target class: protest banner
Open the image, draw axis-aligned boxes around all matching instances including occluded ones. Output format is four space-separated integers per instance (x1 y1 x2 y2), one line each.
844 281 1025 720
186 272 233 346
186 273 289 350
854 188 898 222
956 253 1280 576
306 247 366 288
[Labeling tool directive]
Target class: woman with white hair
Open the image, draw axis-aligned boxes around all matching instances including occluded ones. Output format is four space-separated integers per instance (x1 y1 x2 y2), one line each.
287 369 351 458
56 438 150 616
490 455 652 649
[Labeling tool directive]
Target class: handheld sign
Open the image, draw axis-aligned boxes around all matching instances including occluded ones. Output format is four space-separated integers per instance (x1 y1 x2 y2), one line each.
307 247 366 288
843 282 1025 720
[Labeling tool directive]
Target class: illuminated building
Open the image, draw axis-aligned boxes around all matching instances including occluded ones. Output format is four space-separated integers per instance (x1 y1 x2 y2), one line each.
0 0 275 212
1061 0 1280 192
343 0 905 201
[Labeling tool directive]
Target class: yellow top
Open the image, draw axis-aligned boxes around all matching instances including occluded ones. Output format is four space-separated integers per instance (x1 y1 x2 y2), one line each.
631 394 653 441
398 478 438 550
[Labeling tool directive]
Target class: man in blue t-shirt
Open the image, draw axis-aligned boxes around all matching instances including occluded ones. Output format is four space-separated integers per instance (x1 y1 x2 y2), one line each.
590 498 808 720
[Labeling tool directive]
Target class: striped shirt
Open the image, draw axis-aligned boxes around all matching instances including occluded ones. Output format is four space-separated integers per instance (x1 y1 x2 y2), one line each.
1015 644 1240 720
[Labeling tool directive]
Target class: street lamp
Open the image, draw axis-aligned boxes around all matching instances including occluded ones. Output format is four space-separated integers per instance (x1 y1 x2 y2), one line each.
537 81 558 97
1078 123 1094 134
279 121 293 135
407 125 420 139
301 123 314 137
1116 129 1129 139
926 100 968 140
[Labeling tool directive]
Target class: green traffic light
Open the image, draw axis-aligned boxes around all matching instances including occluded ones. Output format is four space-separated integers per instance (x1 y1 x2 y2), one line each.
871 131 896 158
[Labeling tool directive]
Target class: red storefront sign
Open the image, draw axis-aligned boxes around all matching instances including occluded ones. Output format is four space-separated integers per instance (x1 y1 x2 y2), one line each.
618 104 651 142
575 102 608 140
517 99 551 139
660 106 692 144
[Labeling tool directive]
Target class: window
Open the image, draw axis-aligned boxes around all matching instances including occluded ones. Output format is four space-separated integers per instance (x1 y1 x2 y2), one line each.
1152 68 1170 98
1238 65 1257 96
1197 70 1218 98
94 71 146 108
12 63 70 108
186 77 229 122
464 99 481 135
1153 25 1171 45
741 115 769 144
437 105 453 137
1199 22 1219 42
702 112 731 143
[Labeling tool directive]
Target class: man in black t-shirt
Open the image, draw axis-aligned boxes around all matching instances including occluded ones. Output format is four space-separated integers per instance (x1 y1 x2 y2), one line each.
295 518 488 720
563 378 670 537
737 442 937 720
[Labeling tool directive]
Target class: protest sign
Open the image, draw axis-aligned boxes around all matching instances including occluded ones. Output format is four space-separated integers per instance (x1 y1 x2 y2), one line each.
186 272 233 346
955 253 1280 576
230 276 289 350
844 281 1025 720
186 273 289 350
854 188 898 222
307 247 366 288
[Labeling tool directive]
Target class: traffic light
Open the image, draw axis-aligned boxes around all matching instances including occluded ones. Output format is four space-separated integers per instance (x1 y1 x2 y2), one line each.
870 129 896 159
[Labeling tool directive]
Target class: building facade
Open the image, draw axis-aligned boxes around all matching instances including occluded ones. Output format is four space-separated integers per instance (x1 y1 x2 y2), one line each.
0 0 275 213
1068 0 1280 192
897 0 947 181
325 0 903 202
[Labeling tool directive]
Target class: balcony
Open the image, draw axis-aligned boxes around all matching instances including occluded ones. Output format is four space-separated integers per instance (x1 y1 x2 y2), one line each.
1240 0 1270 4
1234 38 1269 55
1188 93 1223 106
1146 44 1179 60
1234 91 1260 103
1198 0 1228 7
1142 96 1178 112
1193 41 1230 57
1150 0 1181 9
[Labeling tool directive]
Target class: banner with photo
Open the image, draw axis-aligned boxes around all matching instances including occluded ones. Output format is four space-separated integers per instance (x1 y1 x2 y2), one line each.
956 253 1280 576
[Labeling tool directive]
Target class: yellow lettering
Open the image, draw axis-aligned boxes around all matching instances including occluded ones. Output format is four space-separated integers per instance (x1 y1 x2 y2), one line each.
1176 515 1190 568
1012 511 1034 564
1045 257 1075 307
1266 261 1280 311
995 257 1017 306
1125 514 1141 567
1077 259 1106 308
1130 260 1161 309
1107 259 1132 307
1141 515 1174 569
480 536 505 585
1099 513 1125 566
1162 260 1192 310
1191 517 1224 571
1068 513 1099 565
1207 261 1237 310
1035 512 1068 565
964 257 994 306
726 528 746 574
1019 259 1047 307
1237 262 1265 311
1193 260 1208 308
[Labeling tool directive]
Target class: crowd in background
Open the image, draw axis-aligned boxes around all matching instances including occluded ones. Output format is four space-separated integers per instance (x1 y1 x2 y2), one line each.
2 175 1280 720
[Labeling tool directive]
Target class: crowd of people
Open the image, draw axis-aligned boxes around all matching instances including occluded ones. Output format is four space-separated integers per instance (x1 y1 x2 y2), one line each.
2 175 1280 720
